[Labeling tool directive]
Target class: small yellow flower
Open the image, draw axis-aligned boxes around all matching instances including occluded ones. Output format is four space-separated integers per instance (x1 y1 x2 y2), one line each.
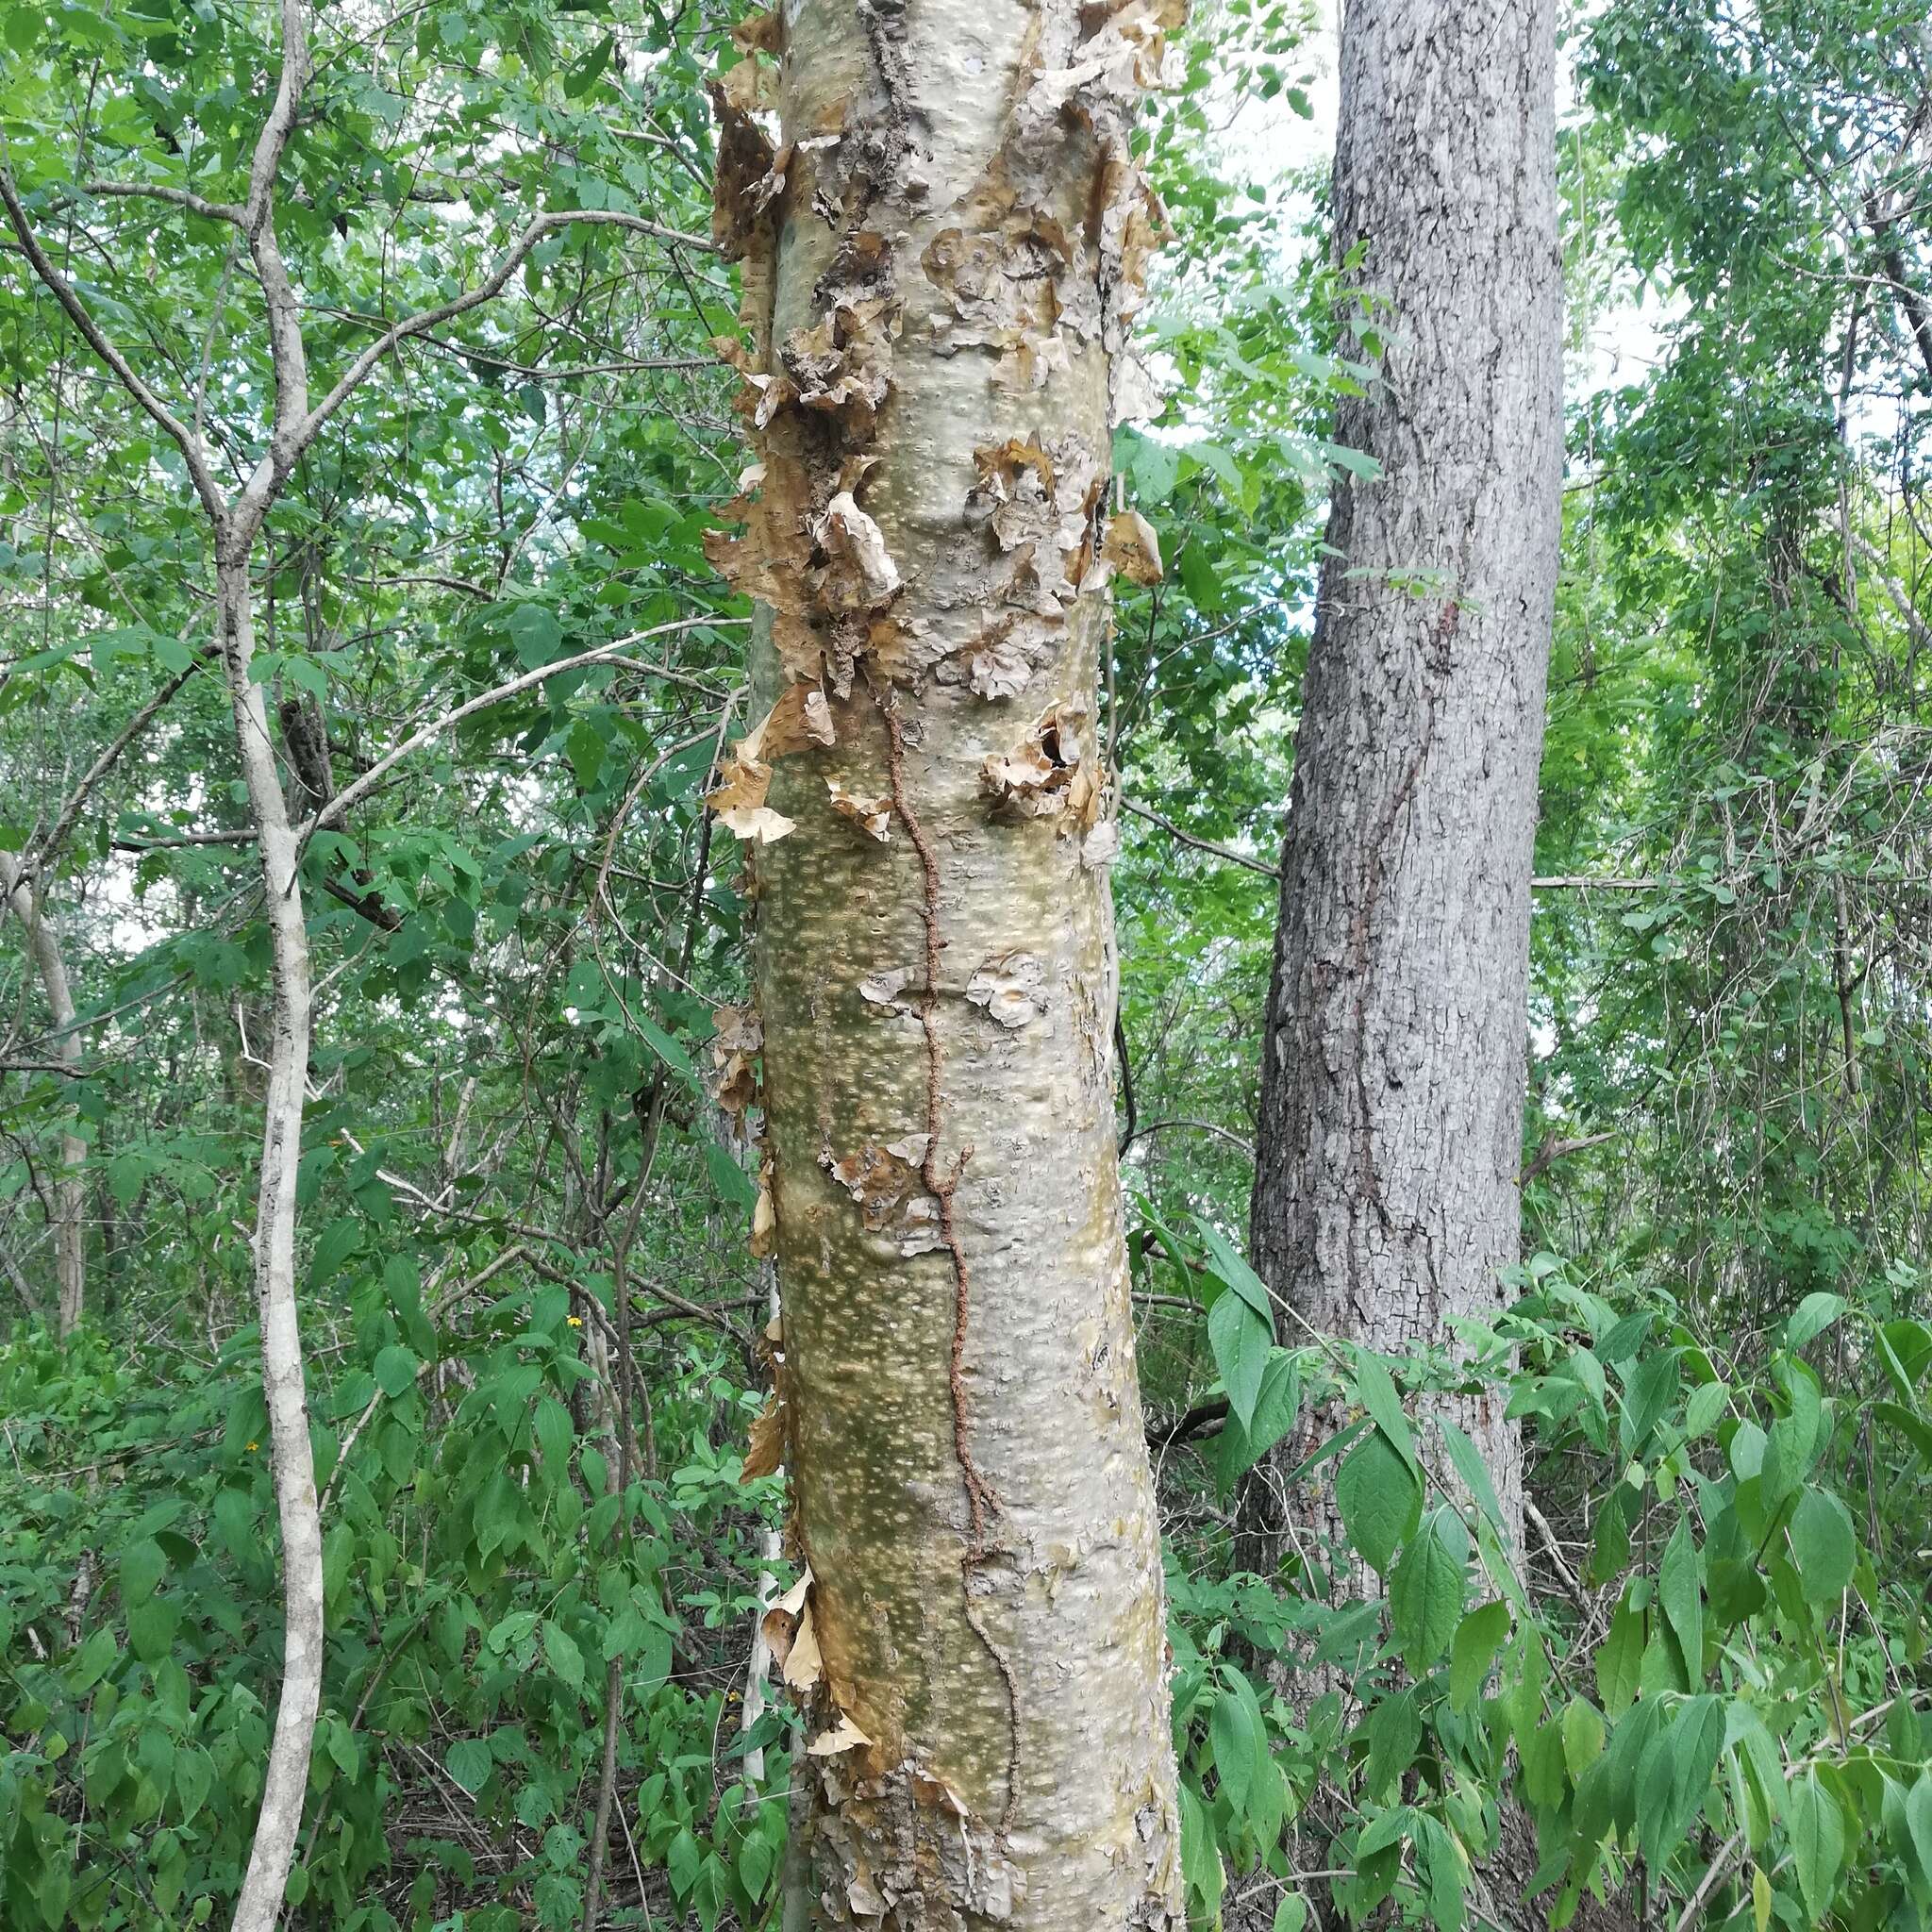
566 1316 583 1328
246 1441 259 1453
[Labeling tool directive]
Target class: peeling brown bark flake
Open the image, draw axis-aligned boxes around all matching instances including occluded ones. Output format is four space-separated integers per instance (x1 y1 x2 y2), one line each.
705 3 1187 1924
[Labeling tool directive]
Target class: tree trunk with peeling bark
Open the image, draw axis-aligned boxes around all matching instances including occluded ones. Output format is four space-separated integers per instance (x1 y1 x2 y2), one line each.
704 2 1186 1923
0 856 86 1337
1246 0 1562 1565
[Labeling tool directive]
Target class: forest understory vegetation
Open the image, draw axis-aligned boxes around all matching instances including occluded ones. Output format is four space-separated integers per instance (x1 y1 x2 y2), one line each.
1 0 1929 1927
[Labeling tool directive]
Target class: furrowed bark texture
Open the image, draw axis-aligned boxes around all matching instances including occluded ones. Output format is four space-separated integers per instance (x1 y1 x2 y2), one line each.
1248 0 1561 1557
705 2 1186 1924
0 856 86 1336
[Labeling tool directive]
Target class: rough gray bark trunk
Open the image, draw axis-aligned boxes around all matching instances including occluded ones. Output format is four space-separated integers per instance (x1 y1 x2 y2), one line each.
706 1 1186 1923
1248 0 1563 1561
0 855 87 1337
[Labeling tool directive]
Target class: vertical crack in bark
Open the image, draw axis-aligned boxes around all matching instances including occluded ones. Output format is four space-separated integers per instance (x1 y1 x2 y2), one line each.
873 677 1023 1833
1344 651 1438 1291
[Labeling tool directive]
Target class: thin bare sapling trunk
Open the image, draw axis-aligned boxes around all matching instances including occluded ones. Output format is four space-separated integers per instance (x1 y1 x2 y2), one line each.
0 855 87 1335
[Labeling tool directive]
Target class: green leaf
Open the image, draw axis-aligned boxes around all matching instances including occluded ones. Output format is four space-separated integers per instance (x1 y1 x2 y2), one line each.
1208 1288 1270 1432
1272 1896 1309 1932
1356 1805 1417 1858
1646 1694 1725 1869
1448 1600 1510 1712
1658 1517 1703 1681
1684 1380 1728 1438
1216 1352 1300 1493
1621 1347 1681 1454
542 1618 585 1693
1391 1507 1468 1672
119 1537 167 1607
1209 1669 1267 1818
1352 1348 1422 1483
1562 1698 1606 1779
1440 1419 1506 1528
374 1343 421 1397
635 1010 700 1092
1363 1688 1422 1801
1178 1780 1224 1909
1786 1771 1843 1919
1129 435 1182 506
1785 1292 1845 1351
67 1624 120 1692
1413 1810 1467 1929
533 1396 573 1470
1874 1401 1932 1463
447 1739 492 1794
1336 1428 1423 1575
1787 1486 1856 1603
1193 1215 1271 1318
173 1746 212 1824
1901 1776 1932 1897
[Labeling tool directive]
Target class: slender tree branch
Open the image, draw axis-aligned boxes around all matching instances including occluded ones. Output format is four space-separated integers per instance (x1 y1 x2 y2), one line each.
283 209 717 477
81 179 244 225
25 664 198 880
1120 796 1282 877
1119 1116 1256 1159
0 169 225 520
300 620 742 851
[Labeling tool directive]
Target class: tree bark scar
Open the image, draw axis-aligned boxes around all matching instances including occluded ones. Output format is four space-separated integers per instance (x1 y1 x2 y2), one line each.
873 677 1021 1832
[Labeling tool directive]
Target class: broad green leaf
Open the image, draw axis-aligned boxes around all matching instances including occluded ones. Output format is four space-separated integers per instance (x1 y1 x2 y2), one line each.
1363 1687 1422 1800
1785 1771 1843 1919
1208 1288 1270 1433
1684 1379 1728 1438
533 1396 574 1471
1591 1591 1638 1715
1448 1599 1510 1712
1787 1486 1856 1603
1440 1419 1506 1528
374 1343 421 1397
1785 1292 1845 1351
1356 1805 1417 1858
119 1537 167 1607
1192 1215 1271 1319
1209 1669 1267 1818
1562 1698 1606 1780
1391 1507 1467 1672
542 1618 585 1693
1658 1516 1703 1681
1620 1347 1681 1454
1215 1352 1301 1494
446 1739 492 1794
67 1624 120 1692
1352 1348 1422 1483
1336 1426 1423 1575
1901 1776 1932 1897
